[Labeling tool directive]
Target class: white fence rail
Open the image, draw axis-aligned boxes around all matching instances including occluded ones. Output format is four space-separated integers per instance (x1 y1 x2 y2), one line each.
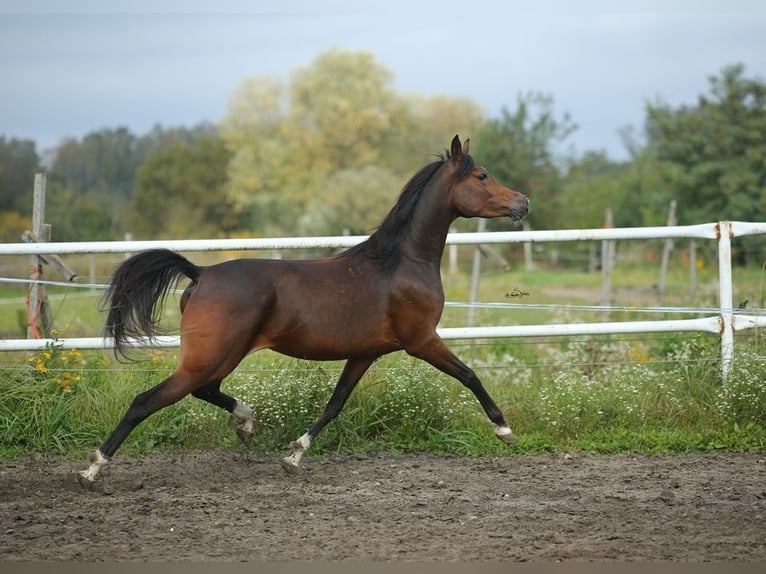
2 220 766 378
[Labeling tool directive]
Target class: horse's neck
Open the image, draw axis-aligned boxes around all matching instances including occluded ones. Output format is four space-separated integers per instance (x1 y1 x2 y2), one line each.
402 177 456 265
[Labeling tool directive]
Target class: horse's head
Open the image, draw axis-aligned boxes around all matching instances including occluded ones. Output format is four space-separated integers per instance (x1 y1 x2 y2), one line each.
447 135 529 222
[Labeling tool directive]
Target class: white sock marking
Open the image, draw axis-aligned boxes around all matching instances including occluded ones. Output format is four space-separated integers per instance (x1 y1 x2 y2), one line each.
282 433 312 468
233 401 254 433
79 450 109 483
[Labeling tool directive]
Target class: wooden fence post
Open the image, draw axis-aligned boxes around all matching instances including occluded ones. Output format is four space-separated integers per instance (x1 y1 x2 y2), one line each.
657 199 677 304
689 239 697 300
27 173 53 339
522 220 534 272
601 208 614 316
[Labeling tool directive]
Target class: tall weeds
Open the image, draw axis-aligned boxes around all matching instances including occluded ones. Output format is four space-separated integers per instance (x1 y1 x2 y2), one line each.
1 334 764 461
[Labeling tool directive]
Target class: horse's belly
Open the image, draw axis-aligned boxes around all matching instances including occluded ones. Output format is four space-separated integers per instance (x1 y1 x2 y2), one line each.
266 321 402 361
271 339 401 361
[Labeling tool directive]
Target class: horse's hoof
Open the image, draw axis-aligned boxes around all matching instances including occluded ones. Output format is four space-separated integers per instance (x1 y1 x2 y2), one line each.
280 457 300 474
236 428 254 448
495 428 516 445
77 471 94 490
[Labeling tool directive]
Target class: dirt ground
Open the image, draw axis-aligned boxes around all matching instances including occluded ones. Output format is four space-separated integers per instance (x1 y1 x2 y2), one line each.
0 450 764 562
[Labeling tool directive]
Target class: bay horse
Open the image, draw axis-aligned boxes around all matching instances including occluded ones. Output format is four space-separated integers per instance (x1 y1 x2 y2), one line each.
78 135 529 487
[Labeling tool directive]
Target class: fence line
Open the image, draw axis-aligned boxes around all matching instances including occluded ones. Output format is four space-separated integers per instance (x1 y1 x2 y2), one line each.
1 276 757 316
2 221 766 378
3 221 766 256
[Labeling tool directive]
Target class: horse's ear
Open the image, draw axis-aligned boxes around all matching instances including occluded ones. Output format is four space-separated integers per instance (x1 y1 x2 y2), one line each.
450 135 463 162
463 138 470 155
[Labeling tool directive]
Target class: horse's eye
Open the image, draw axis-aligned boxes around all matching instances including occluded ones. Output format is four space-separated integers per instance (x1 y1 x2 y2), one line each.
477 172 488 181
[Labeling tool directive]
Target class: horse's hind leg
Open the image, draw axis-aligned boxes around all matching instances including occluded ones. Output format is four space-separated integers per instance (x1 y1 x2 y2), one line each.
78 371 203 488
192 380 254 447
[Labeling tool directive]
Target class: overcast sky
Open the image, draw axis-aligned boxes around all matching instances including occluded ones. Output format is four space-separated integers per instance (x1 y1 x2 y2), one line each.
2 0 765 161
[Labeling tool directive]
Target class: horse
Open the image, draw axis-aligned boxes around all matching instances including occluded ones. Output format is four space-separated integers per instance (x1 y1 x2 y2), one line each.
78 135 530 487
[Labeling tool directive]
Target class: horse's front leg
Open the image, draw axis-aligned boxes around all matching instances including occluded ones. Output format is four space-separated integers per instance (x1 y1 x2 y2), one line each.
408 336 515 444
281 356 376 473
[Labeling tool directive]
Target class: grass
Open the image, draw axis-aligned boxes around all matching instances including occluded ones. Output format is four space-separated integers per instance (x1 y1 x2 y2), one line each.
0 331 764 463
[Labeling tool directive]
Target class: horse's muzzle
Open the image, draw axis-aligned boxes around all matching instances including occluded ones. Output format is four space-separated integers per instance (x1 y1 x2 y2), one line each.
509 195 530 221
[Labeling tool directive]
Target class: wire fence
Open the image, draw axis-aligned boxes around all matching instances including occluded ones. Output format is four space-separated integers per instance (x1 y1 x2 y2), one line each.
2 221 766 378
2 335 761 384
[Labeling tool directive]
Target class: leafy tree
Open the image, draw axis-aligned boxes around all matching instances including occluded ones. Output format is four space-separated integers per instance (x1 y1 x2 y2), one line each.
554 152 626 229
222 50 402 233
222 76 308 234
50 124 218 201
130 136 243 238
51 128 140 199
136 122 219 160
0 136 40 215
220 49 487 236
645 63 766 225
43 124 221 240
555 148 678 231
298 165 402 236
45 191 118 241
0 211 31 242
476 92 576 231
290 49 400 171
379 94 485 175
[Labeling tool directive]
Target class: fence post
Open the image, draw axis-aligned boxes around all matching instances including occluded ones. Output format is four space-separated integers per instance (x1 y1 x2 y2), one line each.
522 220 534 272
689 240 697 300
657 199 677 304
467 218 487 327
717 221 734 379
601 208 614 317
27 173 53 339
448 226 458 276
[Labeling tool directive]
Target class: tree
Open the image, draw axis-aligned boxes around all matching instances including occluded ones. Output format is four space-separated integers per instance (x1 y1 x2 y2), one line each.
379 94 485 175
554 152 626 229
220 49 487 236
298 165 402 236
221 76 307 234
51 128 140 199
45 192 117 241
42 124 221 240
221 50 402 234
0 136 39 214
645 63 766 225
476 92 576 230
130 136 243 238
0 211 31 242
554 147 679 232
290 49 400 171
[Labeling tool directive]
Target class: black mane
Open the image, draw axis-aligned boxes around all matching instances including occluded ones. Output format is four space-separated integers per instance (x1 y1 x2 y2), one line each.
342 148 475 268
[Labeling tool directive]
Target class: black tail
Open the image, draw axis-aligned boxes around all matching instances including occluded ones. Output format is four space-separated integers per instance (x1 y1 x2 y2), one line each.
102 249 200 359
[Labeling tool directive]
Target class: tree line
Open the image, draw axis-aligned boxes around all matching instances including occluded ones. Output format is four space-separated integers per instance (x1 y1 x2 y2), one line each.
1 50 764 263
